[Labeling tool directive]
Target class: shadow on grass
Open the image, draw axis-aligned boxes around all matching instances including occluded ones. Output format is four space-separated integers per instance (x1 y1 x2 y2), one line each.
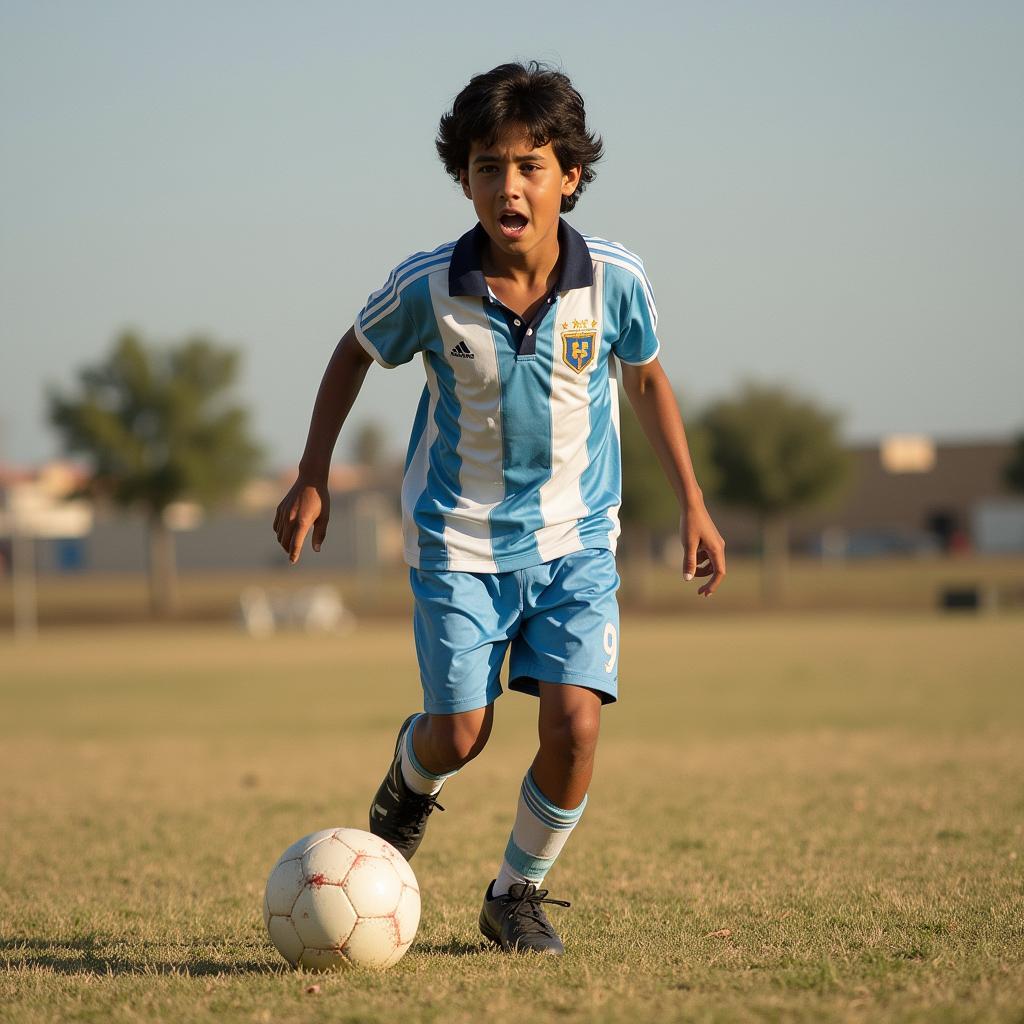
411 938 490 957
0 936 282 977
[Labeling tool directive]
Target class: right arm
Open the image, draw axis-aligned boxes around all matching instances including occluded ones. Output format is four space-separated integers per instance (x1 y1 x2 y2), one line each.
273 326 374 563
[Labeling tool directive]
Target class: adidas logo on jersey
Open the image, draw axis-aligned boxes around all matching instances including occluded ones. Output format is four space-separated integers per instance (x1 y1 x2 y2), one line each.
449 341 474 359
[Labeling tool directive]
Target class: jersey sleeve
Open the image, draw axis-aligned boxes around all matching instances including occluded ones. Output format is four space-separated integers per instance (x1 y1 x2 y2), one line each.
353 261 423 368
611 269 660 366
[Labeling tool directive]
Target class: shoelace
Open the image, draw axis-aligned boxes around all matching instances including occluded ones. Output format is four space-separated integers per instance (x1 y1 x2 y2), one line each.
501 884 571 934
390 793 445 843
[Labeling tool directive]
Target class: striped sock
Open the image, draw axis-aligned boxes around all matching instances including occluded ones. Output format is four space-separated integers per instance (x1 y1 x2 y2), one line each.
493 770 587 897
399 713 458 796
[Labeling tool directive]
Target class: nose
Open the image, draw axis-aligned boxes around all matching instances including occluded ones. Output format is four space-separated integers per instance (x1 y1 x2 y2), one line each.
499 166 520 200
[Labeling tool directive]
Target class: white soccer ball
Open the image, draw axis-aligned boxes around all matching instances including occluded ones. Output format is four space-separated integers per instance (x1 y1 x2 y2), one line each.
263 827 420 971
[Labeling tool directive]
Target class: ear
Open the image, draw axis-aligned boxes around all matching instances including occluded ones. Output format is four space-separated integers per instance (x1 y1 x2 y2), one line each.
459 169 473 200
561 164 583 198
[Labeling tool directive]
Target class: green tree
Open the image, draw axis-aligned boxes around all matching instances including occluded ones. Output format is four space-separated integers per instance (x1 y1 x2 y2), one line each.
618 391 717 593
48 331 264 616
1004 433 1024 493
703 382 849 604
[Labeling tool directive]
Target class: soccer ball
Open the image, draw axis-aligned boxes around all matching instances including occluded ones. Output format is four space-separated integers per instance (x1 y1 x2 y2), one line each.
263 827 420 971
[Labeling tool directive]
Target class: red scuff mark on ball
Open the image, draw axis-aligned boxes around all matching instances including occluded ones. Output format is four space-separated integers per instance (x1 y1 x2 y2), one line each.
308 873 328 888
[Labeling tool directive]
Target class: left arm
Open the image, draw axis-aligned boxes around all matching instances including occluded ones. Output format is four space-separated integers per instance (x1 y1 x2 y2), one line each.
620 357 726 596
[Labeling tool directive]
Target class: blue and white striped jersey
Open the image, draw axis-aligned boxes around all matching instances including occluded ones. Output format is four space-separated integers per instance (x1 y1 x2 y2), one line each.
354 219 660 572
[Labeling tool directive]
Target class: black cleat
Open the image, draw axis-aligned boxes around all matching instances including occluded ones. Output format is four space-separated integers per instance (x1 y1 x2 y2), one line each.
368 713 444 861
478 880 571 955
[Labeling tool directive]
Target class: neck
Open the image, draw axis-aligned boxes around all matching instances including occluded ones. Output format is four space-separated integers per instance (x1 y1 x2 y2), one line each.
484 222 561 288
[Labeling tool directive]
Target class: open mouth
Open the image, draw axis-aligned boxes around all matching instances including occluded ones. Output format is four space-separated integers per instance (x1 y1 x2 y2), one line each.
498 212 528 238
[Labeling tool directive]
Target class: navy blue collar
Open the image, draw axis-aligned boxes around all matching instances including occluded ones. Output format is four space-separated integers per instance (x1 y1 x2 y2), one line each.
448 219 594 298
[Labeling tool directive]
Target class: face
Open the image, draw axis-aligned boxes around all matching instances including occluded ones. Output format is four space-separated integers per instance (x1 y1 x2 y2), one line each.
460 130 582 260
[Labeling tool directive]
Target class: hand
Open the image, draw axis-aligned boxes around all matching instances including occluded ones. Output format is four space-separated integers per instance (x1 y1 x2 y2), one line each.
273 479 330 564
680 502 726 597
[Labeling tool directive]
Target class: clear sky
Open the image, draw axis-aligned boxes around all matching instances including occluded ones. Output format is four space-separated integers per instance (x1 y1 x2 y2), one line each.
2 0 1022 469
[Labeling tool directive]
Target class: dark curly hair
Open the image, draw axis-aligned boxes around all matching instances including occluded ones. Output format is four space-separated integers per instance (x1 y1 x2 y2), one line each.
436 61 603 213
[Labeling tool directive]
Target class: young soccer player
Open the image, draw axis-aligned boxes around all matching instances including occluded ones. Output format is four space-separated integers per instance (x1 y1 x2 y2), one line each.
274 61 726 955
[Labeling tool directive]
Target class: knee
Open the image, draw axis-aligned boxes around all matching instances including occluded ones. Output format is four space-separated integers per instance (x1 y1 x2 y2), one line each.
539 705 600 764
423 708 492 769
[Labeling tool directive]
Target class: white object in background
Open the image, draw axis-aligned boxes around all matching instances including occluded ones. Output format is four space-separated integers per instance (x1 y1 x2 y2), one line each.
972 499 1024 554
238 585 356 636
238 586 276 636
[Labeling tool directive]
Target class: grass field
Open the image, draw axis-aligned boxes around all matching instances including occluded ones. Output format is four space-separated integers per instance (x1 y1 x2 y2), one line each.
2 612 1023 1022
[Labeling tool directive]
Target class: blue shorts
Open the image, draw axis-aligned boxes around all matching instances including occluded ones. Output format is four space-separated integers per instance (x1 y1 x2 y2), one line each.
410 549 621 715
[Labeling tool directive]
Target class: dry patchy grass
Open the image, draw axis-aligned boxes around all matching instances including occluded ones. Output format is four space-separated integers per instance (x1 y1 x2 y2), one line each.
1 613 1022 1023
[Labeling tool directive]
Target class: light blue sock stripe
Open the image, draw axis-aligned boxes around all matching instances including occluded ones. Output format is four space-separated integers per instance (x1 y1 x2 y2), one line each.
522 772 587 826
503 836 555 882
404 714 458 781
523 771 587 818
520 785 578 831
520 782 584 829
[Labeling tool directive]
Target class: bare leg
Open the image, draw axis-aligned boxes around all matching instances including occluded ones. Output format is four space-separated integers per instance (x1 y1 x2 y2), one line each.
413 704 494 776
530 682 602 808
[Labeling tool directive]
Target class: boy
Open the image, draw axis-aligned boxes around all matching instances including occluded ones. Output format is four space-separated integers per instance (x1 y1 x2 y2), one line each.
274 61 725 956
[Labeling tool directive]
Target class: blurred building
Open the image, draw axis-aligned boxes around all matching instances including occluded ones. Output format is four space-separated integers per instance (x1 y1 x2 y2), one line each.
0 462 404 576
706 437 1023 557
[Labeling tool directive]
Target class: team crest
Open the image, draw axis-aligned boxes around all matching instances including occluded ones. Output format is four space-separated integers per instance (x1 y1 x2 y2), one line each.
561 320 599 374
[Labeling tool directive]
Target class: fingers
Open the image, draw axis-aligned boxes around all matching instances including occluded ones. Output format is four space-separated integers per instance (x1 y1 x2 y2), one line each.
697 543 727 597
312 515 327 553
682 531 699 581
273 503 290 552
684 537 717 580
273 484 327 563
274 500 307 564
289 518 310 564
